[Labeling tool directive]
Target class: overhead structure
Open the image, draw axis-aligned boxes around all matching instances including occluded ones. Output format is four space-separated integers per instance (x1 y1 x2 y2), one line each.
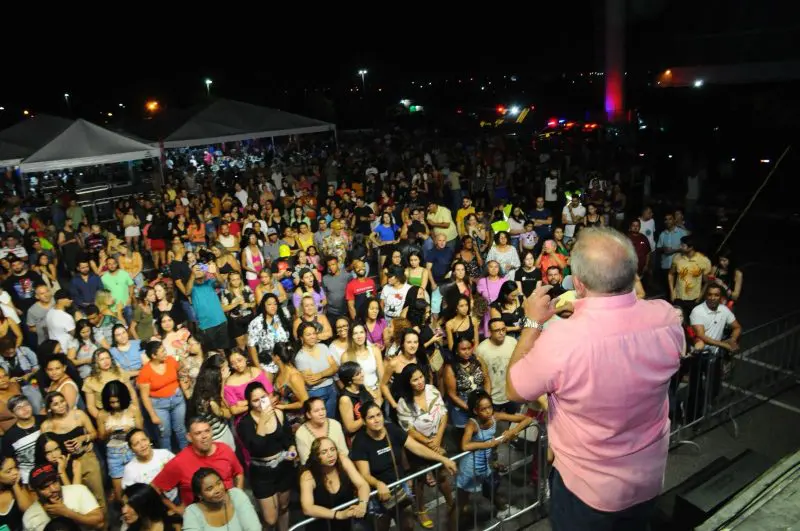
18 119 159 173
136 99 336 148
0 115 75 167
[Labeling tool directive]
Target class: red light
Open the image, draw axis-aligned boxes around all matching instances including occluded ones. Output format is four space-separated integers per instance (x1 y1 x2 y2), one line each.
530 105 535 110
547 119 557 127
497 105 506 114
456 108 463 114
565 122 575 128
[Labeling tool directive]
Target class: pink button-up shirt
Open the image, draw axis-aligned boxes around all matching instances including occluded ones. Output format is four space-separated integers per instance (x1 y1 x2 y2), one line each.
510 291 683 512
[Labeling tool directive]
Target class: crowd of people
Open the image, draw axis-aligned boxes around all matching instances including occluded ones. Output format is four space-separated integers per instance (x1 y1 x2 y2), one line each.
0 134 744 531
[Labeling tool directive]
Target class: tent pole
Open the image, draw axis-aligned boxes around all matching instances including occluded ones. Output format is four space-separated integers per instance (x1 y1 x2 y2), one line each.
333 127 339 150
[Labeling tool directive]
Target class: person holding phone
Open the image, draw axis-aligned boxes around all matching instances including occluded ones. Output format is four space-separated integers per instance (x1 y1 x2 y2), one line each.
236 381 297 531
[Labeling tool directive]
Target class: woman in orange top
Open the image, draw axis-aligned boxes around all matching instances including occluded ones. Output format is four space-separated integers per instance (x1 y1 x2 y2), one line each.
136 341 187 451
187 218 207 251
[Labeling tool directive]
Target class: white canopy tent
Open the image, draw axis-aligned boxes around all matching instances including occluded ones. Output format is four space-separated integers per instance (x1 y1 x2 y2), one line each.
0 115 75 167
156 99 336 148
19 119 159 173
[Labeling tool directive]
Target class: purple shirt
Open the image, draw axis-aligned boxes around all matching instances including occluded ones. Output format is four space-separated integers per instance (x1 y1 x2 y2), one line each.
510 292 683 512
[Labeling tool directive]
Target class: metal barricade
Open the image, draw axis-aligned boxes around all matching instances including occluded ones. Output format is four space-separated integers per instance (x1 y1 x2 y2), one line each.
670 310 800 447
288 421 548 531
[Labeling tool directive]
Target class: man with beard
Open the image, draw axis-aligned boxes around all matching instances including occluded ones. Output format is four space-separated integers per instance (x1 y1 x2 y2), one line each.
22 462 104 530
2 255 43 315
346 259 376 319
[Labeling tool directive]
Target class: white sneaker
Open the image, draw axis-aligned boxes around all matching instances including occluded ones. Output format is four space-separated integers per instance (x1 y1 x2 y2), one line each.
496 505 521 519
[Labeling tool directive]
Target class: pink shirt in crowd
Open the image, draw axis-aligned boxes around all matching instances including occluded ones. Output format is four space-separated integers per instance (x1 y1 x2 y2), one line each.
510 291 683 512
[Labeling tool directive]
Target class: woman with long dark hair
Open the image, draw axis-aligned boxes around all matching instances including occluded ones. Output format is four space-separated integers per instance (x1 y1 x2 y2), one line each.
357 298 387 353
236 381 297 530
182 468 261 531
0 455 34 531
97 380 143 502
299 437 370 530
489 280 524 338
443 295 480 352
137 341 187 452
396 363 453 526
34 434 81 486
380 328 432 411
186 354 236 450
336 361 374 438
350 402 457 531
292 268 327 315
271 343 308 430
121 483 171 531
442 337 490 434
40 391 105 512
221 271 256 350
295 322 339 419
247 292 291 369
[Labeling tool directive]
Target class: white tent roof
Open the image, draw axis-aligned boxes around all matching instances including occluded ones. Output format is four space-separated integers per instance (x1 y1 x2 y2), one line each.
159 99 335 148
0 115 74 167
19 119 159 173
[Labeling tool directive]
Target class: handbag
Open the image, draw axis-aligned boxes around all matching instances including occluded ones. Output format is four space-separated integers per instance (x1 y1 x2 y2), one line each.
380 432 412 511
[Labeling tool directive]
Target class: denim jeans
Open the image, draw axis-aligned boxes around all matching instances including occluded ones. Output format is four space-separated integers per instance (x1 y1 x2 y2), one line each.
150 388 188 452
549 467 656 531
308 384 337 419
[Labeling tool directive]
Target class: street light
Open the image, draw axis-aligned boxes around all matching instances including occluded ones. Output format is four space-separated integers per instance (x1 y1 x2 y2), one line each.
357 69 367 92
146 101 160 112
205 78 213 96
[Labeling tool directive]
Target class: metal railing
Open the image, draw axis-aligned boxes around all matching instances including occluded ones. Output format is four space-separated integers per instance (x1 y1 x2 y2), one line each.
288 421 548 531
670 310 800 448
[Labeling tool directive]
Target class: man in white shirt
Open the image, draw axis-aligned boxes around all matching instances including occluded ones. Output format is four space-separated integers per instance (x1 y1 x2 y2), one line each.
690 285 741 354
638 206 656 251
688 284 742 420
561 195 586 241
233 182 248 207
23 463 104 531
0 235 28 260
10 206 30 231
380 266 411 322
544 169 559 204
476 318 518 413
122 429 179 503
45 290 76 352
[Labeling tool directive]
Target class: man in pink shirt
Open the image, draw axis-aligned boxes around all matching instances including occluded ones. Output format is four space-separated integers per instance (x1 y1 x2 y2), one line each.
507 227 683 530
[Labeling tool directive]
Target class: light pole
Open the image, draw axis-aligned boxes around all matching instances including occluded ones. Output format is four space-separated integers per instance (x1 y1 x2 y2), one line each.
358 69 368 93
205 78 213 97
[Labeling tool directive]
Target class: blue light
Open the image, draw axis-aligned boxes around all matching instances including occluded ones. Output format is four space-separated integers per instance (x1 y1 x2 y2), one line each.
558 119 566 124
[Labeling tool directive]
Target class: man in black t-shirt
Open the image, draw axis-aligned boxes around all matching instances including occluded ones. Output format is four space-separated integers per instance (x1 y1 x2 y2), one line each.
2 395 43 484
2 255 44 314
353 198 374 236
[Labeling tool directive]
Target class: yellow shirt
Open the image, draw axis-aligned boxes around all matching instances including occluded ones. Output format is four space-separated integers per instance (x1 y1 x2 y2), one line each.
672 252 712 300
428 206 458 242
296 232 314 252
456 206 475 236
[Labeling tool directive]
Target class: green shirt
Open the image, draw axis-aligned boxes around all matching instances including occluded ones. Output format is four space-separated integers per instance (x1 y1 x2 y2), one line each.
101 270 134 309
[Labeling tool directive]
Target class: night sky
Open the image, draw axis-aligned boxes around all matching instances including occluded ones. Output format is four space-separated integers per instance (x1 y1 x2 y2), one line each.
3 2 799 128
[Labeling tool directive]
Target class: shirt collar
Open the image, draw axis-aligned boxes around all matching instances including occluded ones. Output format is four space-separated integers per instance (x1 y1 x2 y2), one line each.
573 290 637 311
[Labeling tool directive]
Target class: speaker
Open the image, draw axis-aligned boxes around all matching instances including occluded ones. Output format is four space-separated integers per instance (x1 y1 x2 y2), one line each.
673 450 773 529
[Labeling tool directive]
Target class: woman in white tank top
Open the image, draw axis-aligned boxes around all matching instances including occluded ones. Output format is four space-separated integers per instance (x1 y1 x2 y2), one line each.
340 322 384 404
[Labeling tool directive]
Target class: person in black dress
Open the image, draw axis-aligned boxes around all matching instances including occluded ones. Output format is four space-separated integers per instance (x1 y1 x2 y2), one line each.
299 436 370 531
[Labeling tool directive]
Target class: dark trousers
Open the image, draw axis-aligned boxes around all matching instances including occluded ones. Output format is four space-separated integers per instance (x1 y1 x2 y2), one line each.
199 321 231 350
549 468 656 531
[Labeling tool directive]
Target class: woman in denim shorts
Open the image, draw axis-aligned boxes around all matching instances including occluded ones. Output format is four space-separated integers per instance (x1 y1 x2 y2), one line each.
97 380 143 502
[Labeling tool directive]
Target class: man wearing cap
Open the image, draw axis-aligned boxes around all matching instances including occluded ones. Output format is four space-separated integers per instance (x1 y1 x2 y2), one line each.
322 221 349 266
2 394 42 484
262 228 282 263
45 290 75 353
23 462 104 530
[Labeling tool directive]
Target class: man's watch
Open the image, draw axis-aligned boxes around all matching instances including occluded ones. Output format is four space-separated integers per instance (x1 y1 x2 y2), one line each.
521 317 544 332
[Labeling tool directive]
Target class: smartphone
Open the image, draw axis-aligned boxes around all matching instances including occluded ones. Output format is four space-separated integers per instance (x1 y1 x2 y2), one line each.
260 397 272 411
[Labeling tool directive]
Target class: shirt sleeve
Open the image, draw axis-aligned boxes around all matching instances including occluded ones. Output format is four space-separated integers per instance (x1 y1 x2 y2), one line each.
724 307 736 326
396 399 414 432
231 489 262 531
689 306 703 326
508 326 566 401
349 432 367 462
73 484 100 514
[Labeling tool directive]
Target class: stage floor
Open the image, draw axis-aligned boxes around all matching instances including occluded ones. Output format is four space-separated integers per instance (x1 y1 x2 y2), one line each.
698 448 800 530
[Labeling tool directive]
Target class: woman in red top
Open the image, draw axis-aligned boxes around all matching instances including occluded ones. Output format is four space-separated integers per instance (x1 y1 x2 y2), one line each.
137 341 187 451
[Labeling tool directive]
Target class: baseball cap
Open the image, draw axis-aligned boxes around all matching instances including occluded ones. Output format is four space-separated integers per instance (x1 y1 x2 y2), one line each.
29 463 60 490
266 228 278 236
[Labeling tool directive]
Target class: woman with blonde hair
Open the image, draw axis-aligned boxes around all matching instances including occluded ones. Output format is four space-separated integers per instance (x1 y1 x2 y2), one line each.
82 348 139 419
